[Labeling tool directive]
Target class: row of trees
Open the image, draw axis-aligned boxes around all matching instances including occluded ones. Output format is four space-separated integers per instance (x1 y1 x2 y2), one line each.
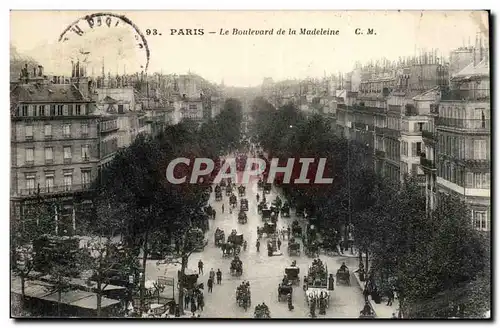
250 98 490 318
11 98 243 317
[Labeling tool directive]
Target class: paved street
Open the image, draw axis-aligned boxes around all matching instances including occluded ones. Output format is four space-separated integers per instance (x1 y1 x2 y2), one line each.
145 167 365 318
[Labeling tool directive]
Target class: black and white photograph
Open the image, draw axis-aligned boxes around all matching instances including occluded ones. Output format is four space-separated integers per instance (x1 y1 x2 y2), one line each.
9 10 491 319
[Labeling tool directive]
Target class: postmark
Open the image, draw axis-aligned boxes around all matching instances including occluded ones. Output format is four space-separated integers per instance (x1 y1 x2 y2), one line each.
58 12 150 72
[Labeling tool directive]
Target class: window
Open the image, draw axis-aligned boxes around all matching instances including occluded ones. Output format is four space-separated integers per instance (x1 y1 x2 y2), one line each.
189 104 197 110
63 124 71 138
76 104 82 116
25 125 33 140
45 147 53 163
473 211 488 231
26 175 36 193
411 142 417 157
39 105 45 116
50 105 56 116
117 104 124 113
81 145 90 160
81 123 89 136
45 175 54 192
25 148 34 164
28 105 34 117
473 140 487 160
21 105 28 116
63 146 72 162
57 105 63 116
44 124 52 138
414 142 422 156
63 173 73 191
81 170 91 187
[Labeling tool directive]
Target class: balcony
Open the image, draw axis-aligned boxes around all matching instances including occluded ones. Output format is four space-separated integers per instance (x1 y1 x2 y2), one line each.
352 105 386 114
420 157 437 171
375 150 385 158
422 130 437 142
17 184 94 197
382 127 400 138
440 89 490 102
436 118 490 132
374 126 385 135
100 120 119 133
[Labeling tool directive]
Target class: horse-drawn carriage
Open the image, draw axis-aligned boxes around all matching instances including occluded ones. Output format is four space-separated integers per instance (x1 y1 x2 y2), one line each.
214 228 225 246
187 228 208 252
238 185 246 197
204 205 216 220
257 201 268 214
221 231 244 257
270 203 280 215
257 178 264 190
258 222 276 237
305 241 320 258
177 269 199 290
238 210 248 224
240 198 249 211
274 196 282 208
230 256 243 276
264 182 272 194
220 179 227 187
254 303 271 318
292 220 302 236
278 283 293 302
285 266 300 286
336 268 351 286
236 282 251 310
226 185 233 196
261 209 272 221
280 202 290 217
304 259 330 309
229 194 237 208
215 190 223 201
288 242 301 256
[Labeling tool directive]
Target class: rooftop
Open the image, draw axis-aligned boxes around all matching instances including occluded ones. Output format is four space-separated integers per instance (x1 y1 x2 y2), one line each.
11 83 88 103
452 58 489 79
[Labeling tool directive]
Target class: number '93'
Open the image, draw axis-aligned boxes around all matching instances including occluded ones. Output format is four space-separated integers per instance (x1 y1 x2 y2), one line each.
146 29 159 35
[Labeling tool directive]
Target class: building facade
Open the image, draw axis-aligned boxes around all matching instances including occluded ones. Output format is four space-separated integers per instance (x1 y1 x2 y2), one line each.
11 63 98 235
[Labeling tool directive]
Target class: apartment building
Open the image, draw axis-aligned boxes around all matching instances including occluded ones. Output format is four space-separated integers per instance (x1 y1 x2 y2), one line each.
436 57 490 231
10 63 98 235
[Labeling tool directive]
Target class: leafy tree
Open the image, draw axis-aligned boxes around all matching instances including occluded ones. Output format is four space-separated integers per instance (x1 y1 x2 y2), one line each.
11 197 53 308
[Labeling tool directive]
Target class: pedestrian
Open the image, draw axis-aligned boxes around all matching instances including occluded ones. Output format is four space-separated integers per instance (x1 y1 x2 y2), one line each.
363 286 370 302
207 277 213 293
287 226 291 239
190 296 197 314
386 288 394 306
277 238 282 250
184 291 190 309
198 260 204 275
256 240 260 252
216 268 222 284
209 268 215 281
197 293 204 311
222 204 225 213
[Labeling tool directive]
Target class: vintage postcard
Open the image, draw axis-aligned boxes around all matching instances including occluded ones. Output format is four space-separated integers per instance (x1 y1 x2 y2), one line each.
10 10 491 319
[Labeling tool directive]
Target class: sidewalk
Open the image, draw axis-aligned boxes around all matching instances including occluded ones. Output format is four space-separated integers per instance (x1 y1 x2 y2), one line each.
352 272 399 318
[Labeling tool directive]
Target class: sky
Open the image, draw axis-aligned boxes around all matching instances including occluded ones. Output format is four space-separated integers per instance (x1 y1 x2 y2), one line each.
10 10 489 87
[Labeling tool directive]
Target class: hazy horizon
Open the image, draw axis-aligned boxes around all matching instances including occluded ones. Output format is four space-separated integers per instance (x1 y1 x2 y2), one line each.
10 10 489 87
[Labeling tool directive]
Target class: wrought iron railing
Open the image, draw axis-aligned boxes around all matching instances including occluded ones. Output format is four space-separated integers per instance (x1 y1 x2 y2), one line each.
436 118 490 131
18 184 94 196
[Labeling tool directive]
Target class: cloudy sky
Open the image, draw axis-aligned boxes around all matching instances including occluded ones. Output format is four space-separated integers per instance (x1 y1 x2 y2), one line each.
10 10 489 87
